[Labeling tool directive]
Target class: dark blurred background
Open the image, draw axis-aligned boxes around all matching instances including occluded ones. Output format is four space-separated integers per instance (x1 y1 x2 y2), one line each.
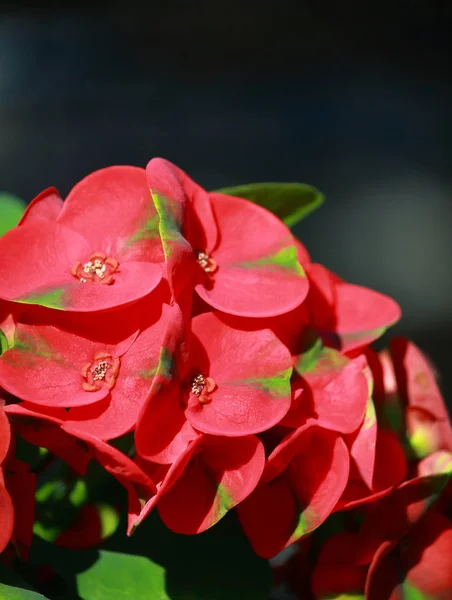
0 2 451 403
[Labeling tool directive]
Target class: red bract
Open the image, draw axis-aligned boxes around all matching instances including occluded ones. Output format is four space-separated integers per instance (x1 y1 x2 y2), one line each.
0 167 163 312
18 187 63 226
4 459 36 560
284 335 369 434
366 511 452 600
238 423 350 558
147 158 309 317
390 337 452 456
305 263 401 352
337 428 407 510
135 434 264 535
0 295 171 440
311 532 367 600
0 404 13 554
136 310 293 462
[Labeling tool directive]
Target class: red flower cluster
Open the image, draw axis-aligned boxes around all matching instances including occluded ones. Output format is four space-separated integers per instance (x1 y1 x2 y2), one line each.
0 157 427 588
277 339 452 599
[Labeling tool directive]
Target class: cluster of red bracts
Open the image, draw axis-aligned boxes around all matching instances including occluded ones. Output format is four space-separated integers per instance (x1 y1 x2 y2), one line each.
0 158 449 598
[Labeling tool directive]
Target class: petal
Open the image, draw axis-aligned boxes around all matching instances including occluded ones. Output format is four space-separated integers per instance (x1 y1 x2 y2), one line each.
57 261 163 313
18 187 63 226
186 312 292 436
0 469 14 553
5 403 93 474
64 304 171 440
135 303 198 463
0 406 11 465
146 158 196 301
305 264 401 352
418 451 452 478
333 283 401 351
366 515 452 600
401 513 452 597
196 192 308 317
346 385 378 490
238 477 298 559
391 337 451 423
58 166 162 263
132 437 201 532
0 221 89 308
358 473 452 564
0 322 117 407
158 435 265 534
287 428 350 543
295 343 369 434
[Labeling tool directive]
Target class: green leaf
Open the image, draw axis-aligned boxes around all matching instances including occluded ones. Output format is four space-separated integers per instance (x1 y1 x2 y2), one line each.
30 512 271 600
0 193 26 236
213 182 324 227
0 584 49 600
76 551 169 600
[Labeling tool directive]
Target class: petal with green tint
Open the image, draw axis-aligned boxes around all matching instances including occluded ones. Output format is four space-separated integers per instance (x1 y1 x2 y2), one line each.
158 435 265 534
292 341 369 434
196 192 308 317
186 312 293 436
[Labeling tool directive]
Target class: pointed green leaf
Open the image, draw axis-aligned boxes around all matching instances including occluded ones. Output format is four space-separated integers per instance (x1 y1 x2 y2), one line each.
76 551 170 600
213 182 324 227
0 193 26 236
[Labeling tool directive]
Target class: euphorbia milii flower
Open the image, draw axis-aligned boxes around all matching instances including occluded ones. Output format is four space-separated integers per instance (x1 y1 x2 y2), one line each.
134 433 265 535
0 293 172 440
304 263 401 353
0 167 163 312
146 158 309 317
136 310 293 463
238 423 350 558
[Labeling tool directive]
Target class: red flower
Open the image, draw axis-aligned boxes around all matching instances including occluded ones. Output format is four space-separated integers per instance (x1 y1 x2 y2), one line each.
0 293 171 440
136 310 293 463
147 158 309 317
238 423 350 558
304 263 401 353
0 167 163 312
134 433 264 535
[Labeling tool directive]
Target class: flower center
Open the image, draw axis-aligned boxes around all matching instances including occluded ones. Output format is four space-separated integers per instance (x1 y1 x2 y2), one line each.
72 252 119 285
81 352 120 392
190 373 216 405
197 251 217 274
